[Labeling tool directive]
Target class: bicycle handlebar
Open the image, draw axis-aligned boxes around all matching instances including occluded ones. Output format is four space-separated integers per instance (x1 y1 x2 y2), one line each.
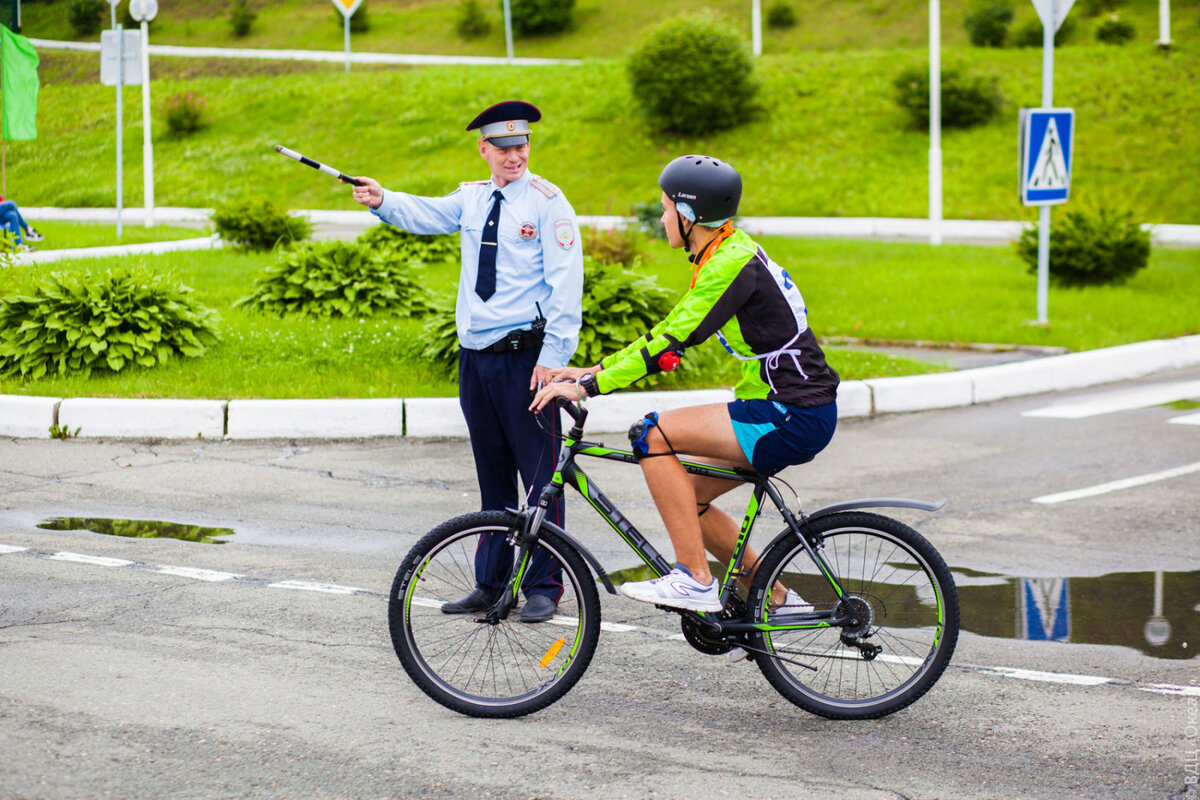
553 395 588 429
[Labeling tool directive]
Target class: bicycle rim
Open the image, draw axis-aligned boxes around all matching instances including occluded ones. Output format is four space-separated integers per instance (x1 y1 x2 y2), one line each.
751 512 959 719
388 512 600 718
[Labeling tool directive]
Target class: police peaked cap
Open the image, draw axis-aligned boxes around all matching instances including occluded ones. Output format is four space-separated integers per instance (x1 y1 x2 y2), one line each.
467 100 542 147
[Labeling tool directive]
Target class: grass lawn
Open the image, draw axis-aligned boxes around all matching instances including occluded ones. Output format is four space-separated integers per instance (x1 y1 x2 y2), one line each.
1 232 1195 400
20 221 210 251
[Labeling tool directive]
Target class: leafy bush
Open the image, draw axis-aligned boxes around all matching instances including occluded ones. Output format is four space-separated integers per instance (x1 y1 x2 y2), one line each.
212 198 311 251
1096 13 1135 44
357 223 460 264
1011 16 1076 47
964 1 1014 46
1015 206 1151 287
456 0 491 39
161 92 209 136
583 226 643 267
632 200 667 240
0 268 219 379
235 240 435 318
229 0 256 37
505 0 574 36
766 2 797 30
627 15 757 135
893 62 1003 129
1081 0 1119 17
67 0 106 36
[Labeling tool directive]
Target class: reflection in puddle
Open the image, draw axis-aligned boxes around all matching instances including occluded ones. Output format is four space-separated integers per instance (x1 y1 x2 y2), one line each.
38 517 234 545
607 563 1199 660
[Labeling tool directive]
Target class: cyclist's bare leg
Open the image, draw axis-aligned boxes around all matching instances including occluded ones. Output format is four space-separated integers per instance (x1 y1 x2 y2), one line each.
692 474 794 608
638 404 747 586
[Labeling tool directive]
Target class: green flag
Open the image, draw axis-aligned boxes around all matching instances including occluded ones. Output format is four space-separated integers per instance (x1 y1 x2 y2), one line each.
1 26 39 141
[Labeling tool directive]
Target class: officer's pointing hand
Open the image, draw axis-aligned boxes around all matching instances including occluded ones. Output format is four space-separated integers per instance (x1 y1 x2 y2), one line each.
346 176 383 210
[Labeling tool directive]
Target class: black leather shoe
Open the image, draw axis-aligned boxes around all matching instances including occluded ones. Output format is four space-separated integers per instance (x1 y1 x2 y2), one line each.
519 594 558 623
441 588 498 615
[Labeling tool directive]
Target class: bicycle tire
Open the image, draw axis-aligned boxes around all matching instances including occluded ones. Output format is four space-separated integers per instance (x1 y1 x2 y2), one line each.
388 510 601 718
748 511 959 720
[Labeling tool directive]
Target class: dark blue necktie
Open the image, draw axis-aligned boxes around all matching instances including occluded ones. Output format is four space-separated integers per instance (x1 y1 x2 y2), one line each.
475 190 503 301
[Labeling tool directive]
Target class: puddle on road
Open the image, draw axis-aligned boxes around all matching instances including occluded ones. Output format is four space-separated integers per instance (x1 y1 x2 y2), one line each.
608 563 1199 660
38 517 235 545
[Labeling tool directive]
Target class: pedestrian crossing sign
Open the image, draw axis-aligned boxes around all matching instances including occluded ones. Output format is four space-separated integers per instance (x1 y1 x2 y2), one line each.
1019 108 1075 206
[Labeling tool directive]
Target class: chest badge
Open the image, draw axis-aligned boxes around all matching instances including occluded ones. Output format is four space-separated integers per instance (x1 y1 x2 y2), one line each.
519 222 537 241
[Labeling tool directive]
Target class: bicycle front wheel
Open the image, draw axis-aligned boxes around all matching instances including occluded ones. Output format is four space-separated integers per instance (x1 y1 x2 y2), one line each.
388 511 601 718
749 511 959 720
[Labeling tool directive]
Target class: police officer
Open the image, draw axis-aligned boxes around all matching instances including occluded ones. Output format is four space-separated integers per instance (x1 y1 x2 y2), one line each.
349 101 583 623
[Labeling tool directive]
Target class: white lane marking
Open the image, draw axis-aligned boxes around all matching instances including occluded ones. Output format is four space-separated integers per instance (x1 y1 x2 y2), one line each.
1032 461 1200 504
6 543 1196 699
267 580 367 595
968 665 1114 686
156 565 241 582
1138 683 1200 697
1168 412 1200 426
1023 380 1200 419
48 552 134 567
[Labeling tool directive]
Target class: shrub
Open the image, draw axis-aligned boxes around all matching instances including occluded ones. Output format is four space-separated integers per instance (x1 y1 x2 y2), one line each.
212 198 311 251
627 15 757 135
67 0 106 36
229 0 256 37
632 200 667 240
1015 206 1151 287
1095 13 1135 43
161 92 209 136
583 226 643 267
893 62 1003 129
504 0 574 36
456 0 491 39
0 268 219 379
766 1 797 30
357 224 459 264
964 0 1014 46
1081 0 1119 17
235 240 435 318
1011 16 1076 47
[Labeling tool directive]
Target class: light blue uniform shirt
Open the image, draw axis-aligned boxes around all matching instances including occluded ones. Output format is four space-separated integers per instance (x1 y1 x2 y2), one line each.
370 169 583 370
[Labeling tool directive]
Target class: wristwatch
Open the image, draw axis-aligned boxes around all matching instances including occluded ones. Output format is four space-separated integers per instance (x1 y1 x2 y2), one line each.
579 371 599 398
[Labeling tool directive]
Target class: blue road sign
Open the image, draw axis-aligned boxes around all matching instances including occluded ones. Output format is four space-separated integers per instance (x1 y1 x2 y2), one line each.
1019 108 1075 206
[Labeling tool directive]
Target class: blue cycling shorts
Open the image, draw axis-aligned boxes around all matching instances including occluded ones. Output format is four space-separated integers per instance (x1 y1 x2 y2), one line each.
728 398 837 475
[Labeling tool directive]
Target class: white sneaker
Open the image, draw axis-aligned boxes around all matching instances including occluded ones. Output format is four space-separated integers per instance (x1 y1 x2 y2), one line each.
618 567 722 612
768 589 814 619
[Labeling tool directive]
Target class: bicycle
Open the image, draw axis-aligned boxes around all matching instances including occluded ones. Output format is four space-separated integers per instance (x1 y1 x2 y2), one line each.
388 397 960 719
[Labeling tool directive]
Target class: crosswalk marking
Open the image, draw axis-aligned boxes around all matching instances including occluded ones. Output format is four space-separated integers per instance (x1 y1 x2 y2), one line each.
155 565 241 582
1023 380 1200 419
1032 460 1200 504
48 552 134 567
1168 412 1200 426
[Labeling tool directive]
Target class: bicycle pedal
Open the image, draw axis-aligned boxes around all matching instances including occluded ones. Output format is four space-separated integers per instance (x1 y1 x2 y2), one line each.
727 646 750 663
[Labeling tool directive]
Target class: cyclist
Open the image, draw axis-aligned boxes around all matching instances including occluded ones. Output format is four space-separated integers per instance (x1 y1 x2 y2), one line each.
531 155 839 613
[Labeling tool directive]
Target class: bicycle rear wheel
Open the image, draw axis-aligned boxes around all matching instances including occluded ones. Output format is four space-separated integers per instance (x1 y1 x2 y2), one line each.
749 511 959 720
388 510 601 718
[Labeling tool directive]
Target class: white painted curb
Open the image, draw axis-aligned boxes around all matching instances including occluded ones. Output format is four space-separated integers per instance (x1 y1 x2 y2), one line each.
581 389 735 433
18 236 223 265
226 399 403 439
58 399 225 439
404 397 467 438
0 395 62 438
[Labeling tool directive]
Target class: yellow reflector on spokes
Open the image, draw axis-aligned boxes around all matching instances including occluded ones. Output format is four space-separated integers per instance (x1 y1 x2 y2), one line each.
539 638 566 669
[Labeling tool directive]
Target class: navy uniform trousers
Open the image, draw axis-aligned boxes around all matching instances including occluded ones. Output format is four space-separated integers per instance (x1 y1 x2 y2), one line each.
458 346 564 602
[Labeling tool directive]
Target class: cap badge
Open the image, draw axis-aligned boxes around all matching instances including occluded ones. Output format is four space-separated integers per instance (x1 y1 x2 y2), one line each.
506 121 516 132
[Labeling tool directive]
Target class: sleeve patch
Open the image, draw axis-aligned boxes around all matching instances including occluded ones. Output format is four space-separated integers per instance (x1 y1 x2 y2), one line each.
554 218 575 250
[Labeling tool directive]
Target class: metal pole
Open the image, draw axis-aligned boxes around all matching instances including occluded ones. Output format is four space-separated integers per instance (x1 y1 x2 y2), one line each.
929 0 942 246
502 0 514 60
141 19 154 227
1036 0 1056 324
752 0 762 57
344 14 350 72
1158 0 1171 46
116 25 124 239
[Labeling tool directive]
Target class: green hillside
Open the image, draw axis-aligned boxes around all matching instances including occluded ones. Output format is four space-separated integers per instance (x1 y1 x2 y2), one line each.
12 1 1199 222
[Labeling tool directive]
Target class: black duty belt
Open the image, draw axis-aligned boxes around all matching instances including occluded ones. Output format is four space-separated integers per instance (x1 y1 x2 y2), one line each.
470 328 544 354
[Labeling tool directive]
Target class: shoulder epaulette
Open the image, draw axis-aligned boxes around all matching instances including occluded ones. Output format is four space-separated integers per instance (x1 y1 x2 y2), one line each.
530 176 560 199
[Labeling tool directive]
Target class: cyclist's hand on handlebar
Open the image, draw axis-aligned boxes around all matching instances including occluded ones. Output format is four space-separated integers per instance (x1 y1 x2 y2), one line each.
544 365 599 383
529 378 582 413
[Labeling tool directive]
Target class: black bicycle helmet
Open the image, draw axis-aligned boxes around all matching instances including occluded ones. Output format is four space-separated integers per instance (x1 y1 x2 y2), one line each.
658 155 742 224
